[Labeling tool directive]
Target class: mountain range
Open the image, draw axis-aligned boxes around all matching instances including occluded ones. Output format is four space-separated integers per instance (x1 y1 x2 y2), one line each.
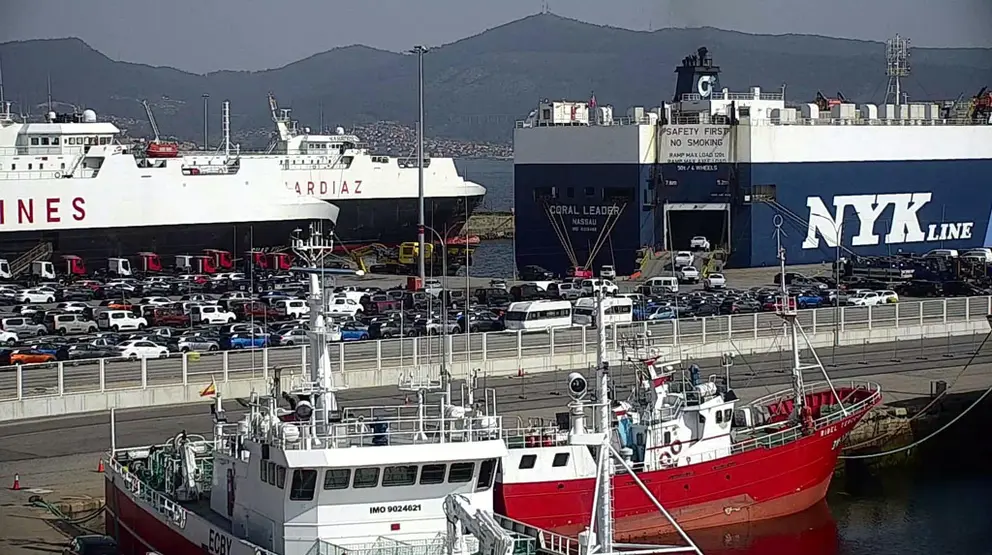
1 13 990 145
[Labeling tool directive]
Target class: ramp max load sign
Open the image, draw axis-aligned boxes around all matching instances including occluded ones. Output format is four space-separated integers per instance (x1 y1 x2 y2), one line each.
662 125 730 165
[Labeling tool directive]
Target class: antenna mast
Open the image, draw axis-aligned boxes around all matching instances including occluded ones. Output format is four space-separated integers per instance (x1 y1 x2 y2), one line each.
884 35 911 106
0 56 10 124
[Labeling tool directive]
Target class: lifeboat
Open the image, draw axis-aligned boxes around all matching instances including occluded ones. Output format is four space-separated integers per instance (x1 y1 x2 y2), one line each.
146 141 179 158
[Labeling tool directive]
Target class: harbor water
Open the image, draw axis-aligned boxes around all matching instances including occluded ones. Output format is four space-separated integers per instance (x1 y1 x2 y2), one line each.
456 157 991 555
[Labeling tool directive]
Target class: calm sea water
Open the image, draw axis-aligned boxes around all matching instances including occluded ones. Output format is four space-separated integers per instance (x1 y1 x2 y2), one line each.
455 158 992 555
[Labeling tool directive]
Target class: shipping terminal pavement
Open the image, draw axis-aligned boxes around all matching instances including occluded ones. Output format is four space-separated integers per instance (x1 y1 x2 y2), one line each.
3 334 992 554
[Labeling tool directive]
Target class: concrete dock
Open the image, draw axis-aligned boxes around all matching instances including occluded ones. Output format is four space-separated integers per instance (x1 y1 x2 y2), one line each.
3 334 992 554
464 210 514 239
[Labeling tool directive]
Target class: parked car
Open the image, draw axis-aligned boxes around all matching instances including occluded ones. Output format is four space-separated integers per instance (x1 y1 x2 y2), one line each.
703 273 727 290
689 236 711 250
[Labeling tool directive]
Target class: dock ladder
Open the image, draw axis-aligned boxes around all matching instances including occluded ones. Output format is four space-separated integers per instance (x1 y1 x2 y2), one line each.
11 242 53 277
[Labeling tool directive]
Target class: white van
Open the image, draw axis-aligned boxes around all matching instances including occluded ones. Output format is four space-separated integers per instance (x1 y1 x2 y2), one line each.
572 296 633 327
274 299 310 319
191 304 236 325
503 300 573 332
645 276 679 293
97 310 148 331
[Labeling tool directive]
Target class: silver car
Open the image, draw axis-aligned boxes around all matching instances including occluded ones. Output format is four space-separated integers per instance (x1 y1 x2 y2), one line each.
1 316 47 337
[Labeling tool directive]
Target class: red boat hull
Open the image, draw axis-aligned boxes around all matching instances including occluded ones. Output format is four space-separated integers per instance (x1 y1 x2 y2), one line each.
496 405 871 540
105 477 210 555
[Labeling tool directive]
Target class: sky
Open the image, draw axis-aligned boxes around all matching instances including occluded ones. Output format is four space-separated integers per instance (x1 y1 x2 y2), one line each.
2 0 990 74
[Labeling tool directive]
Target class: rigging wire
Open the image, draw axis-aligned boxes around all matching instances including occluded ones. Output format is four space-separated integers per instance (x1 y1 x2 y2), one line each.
839 330 992 459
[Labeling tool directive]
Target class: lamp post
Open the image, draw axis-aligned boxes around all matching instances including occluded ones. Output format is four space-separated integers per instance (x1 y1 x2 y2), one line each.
423 223 452 403
409 45 429 282
201 94 210 151
807 214 844 363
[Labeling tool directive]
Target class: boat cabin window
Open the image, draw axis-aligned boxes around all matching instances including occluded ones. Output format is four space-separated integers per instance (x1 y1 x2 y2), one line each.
724 409 733 422
30 138 39 146
519 455 537 469
52 137 60 145
420 464 446 484
552 453 570 467
267 461 276 485
716 411 724 424
663 431 671 444
100 137 110 145
277 466 286 489
383 465 418 487
448 462 475 483
323 469 351 490
476 459 497 491
353 467 380 488
289 469 318 501
260 461 268 482
41 137 50 146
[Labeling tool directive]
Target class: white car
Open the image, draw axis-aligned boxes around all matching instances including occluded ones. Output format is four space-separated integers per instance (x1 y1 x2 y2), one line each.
117 339 169 360
876 290 899 304
327 296 363 316
17 289 55 303
579 279 619 296
673 251 694 267
703 273 727 290
54 301 89 313
0 329 18 346
849 291 881 306
676 266 699 284
138 296 173 306
689 236 711 251
600 265 616 279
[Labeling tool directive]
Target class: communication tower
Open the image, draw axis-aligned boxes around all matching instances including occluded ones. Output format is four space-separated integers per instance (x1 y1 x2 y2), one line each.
884 34 911 105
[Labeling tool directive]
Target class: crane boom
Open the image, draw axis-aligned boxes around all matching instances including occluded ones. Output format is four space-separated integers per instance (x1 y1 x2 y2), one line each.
141 100 162 143
443 494 516 555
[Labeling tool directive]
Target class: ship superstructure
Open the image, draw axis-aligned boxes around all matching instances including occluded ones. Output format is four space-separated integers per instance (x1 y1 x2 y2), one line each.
513 43 992 274
0 100 337 266
103 226 508 555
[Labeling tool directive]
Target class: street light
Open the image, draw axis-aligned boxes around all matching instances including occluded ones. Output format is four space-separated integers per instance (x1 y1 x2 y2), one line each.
423 223 459 403
409 45 430 282
201 94 210 150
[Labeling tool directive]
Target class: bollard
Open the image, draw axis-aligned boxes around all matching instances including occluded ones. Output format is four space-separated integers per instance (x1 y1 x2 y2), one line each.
859 339 869 365
550 366 562 396
942 333 954 358
518 369 527 400
889 338 901 362
915 333 927 360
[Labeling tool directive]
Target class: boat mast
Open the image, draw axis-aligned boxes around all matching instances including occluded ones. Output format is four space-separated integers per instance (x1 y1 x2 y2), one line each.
774 217 804 411
594 286 613 553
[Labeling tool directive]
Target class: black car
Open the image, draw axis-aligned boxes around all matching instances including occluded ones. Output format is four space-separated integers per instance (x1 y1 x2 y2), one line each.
519 265 555 281
457 312 504 333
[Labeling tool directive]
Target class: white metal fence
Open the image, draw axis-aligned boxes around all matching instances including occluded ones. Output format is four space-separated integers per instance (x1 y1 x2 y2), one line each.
1 296 989 402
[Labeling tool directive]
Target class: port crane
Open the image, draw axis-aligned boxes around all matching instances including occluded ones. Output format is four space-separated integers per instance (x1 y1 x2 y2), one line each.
140 99 179 158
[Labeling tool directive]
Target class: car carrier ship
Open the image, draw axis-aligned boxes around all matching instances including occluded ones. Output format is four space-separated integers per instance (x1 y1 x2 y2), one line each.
513 39 992 276
0 90 484 272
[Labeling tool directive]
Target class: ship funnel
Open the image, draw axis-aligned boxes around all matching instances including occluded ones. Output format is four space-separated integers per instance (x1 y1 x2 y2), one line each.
673 47 721 102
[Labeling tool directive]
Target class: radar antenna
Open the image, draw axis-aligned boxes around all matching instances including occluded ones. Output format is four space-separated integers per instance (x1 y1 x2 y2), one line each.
884 35 911 106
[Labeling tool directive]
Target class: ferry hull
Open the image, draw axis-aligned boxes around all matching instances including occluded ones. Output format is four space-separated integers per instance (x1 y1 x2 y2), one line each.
495 408 868 540
514 159 992 274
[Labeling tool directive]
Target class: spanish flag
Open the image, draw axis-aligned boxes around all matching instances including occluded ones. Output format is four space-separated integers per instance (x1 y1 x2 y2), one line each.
199 379 217 397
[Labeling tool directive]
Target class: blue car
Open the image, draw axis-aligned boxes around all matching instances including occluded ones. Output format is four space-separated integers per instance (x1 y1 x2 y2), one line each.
340 322 370 341
795 292 824 309
221 333 269 350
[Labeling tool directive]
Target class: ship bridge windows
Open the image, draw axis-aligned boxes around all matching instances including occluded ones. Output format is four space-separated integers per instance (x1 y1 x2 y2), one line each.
324 468 351 490
30 138 39 146
420 464 447 485
383 465 418 487
448 462 475 483
40 137 50 146
477 459 497 491
289 468 318 501
552 453 570 467
533 186 558 201
354 467 381 488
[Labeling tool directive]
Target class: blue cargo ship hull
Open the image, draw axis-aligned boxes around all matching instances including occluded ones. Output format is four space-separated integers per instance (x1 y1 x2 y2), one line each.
514 158 992 275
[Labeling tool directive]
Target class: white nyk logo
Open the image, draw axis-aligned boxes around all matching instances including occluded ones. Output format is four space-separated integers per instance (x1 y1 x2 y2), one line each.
803 193 974 249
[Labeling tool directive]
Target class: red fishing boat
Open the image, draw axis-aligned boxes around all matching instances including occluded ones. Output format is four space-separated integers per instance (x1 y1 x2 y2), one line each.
495 245 882 539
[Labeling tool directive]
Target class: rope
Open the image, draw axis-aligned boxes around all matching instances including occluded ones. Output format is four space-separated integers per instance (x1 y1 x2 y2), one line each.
27 495 107 535
839 330 992 459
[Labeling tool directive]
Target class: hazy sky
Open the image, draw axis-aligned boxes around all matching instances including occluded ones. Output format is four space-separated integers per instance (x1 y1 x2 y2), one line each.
3 0 990 74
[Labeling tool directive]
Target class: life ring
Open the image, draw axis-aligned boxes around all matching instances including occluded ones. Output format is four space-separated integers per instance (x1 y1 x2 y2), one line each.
670 439 683 455
659 452 673 466
54 171 61 178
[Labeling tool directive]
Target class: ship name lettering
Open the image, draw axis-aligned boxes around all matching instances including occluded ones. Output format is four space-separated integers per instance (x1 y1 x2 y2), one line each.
819 425 838 438
207 529 232 555
293 180 363 196
548 205 619 216
0 197 85 226
803 193 974 249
